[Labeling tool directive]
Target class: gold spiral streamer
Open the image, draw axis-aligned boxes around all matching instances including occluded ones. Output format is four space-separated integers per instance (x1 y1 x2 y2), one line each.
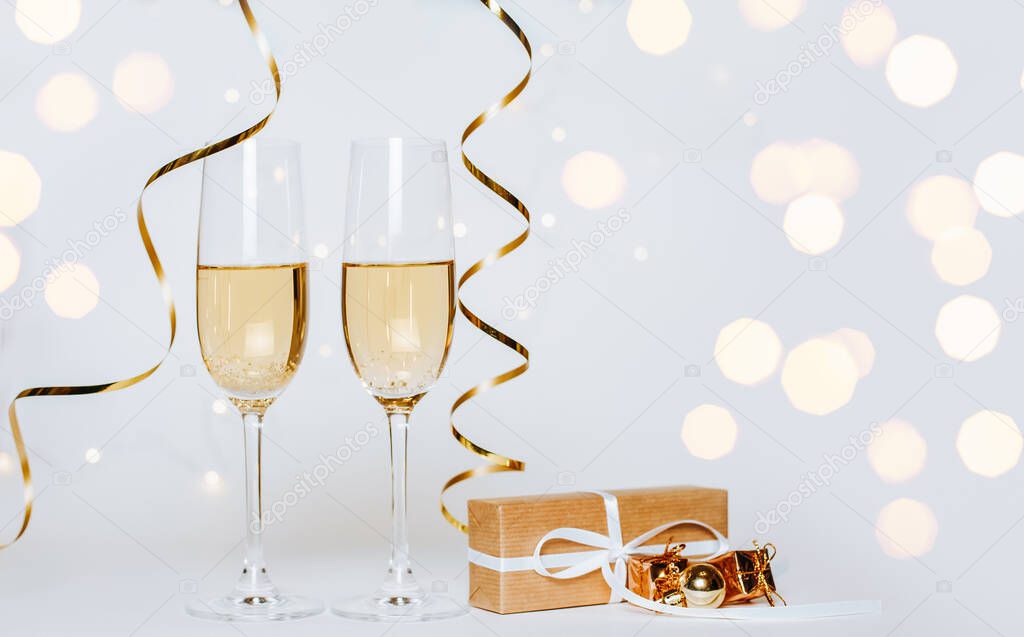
440 0 532 533
1 0 280 550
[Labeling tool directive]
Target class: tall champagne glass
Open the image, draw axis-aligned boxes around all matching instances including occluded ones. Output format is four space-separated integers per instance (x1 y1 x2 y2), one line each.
187 138 323 621
333 138 465 621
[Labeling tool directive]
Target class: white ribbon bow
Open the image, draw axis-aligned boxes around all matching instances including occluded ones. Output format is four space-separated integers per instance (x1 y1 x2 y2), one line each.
529 490 881 620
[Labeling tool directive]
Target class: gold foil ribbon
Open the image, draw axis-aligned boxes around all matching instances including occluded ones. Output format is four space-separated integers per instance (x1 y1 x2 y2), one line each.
441 0 531 533
1 0 280 549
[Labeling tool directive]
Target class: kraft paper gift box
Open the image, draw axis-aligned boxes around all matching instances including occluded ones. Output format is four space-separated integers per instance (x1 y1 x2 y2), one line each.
467 486 728 614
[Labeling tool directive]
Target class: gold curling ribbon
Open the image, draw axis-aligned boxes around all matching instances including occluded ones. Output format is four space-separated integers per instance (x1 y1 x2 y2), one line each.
441 0 531 533
1 0 280 550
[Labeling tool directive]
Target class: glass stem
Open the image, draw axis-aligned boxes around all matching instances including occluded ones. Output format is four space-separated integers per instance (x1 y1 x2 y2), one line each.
236 411 276 598
381 410 420 598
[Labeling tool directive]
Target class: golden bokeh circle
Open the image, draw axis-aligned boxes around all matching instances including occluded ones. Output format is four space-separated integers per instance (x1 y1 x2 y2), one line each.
681 404 738 460
0 150 42 227
934 295 1001 362
561 151 627 210
930 227 991 286
626 0 693 55
868 419 926 483
36 72 98 132
783 194 845 255
875 498 937 558
750 142 812 205
973 151 1024 218
781 338 860 415
15 0 80 44
957 410 1022 478
906 175 978 240
885 35 957 108
44 262 100 319
840 3 898 68
713 318 782 385
112 52 175 114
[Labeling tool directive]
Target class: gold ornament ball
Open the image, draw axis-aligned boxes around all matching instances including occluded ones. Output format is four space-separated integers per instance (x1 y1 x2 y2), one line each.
680 563 726 609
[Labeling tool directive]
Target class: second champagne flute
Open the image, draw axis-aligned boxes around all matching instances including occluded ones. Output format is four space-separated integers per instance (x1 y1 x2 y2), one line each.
333 138 465 621
187 138 322 621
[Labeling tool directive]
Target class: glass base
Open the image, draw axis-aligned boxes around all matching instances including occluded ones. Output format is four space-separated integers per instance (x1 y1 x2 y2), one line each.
332 593 469 622
186 593 324 622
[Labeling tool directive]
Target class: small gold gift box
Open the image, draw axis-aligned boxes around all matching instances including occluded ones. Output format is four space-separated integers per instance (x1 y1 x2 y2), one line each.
708 543 784 606
625 544 689 603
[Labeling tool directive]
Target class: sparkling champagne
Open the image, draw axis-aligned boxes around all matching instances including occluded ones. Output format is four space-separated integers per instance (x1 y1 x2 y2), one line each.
197 263 308 411
341 260 455 411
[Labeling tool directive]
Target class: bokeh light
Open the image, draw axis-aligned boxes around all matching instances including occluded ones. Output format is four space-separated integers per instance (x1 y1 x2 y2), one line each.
827 328 875 378
551 127 566 142
0 234 21 293
750 142 811 205
781 338 859 415
934 295 1001 362
318 344 333 358
202 470 223 493
15 0 80 44
738 0 804 31
44 263 100 319
0 150 42 227
885 35 957 108
626 0 693 55
801 139 860 202
783 194 845 255
973 151 1024 217
84 447 101 464
957 410 1022 478
930 227 991 286
714 317 782 385
681 404 738 460
313 243 329 259
633 246 648 261
906 175 978 240
211 399 227 415
562 151 627 209
36 73 98 132
224 88 240 103
541 213 556 228
875 498 937 559
0 451 12 474
868 419 926 483
112 52 175 114
750 140 858 205
840 3 898 68
453 222 467 238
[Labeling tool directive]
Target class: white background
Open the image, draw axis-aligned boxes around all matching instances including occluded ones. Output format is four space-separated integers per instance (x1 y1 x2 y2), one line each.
1 0 1021 635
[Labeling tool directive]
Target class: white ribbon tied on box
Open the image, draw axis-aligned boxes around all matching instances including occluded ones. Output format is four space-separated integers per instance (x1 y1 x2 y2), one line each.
470 490 881 620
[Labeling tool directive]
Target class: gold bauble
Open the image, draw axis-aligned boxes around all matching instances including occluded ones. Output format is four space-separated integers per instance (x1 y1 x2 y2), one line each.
679 563 726 608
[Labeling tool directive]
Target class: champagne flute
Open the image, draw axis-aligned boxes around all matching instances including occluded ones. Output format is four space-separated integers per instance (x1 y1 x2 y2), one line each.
187 138 323 621
333 137 465 621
